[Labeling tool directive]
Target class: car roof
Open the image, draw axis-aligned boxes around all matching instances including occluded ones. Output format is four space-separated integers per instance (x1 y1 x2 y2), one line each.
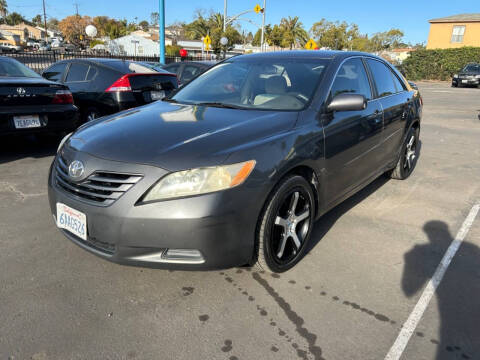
231 50 376 61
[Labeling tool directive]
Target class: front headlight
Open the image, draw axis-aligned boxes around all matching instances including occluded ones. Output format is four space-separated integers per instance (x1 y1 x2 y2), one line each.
57 132 73 153
475 74 480 79
142 160 256 202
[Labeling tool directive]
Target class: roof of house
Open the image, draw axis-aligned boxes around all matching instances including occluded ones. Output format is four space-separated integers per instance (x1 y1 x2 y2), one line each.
429 13 480 23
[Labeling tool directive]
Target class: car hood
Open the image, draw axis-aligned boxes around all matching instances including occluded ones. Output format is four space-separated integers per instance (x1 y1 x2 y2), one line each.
459 71 480 76
68 101 298 171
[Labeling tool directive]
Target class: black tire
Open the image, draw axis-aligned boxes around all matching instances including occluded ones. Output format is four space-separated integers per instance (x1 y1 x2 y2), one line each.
390 126 419 180
84 108 99 123
255 175 315 273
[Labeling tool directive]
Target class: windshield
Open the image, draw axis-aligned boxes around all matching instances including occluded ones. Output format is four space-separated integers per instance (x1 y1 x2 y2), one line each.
171 57 330 111
462 64 480 73
0 58 40 78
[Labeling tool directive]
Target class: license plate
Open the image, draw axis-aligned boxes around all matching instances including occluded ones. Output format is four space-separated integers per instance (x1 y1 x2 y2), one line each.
14 115 41 129
462 79 468 84
56 203 87 241
150 90 165 100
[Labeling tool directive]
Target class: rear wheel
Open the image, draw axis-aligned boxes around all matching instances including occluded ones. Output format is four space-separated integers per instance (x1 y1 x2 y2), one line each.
255 175 315 273
390 126 419 180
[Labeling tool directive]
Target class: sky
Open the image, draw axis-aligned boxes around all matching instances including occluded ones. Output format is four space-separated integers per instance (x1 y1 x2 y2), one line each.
10 0 480 44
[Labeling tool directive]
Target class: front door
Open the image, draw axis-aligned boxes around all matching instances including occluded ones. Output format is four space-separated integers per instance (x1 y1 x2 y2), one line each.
322 57 384 205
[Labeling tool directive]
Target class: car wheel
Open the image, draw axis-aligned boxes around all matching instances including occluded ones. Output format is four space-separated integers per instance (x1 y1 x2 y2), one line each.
255 175 315 273
390 126 419 180
85 108 99 122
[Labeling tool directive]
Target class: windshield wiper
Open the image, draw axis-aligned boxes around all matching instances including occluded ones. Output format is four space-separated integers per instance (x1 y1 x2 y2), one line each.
194 102 249 110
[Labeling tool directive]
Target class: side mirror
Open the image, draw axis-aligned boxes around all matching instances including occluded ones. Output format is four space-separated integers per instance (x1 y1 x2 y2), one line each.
327 93 367 112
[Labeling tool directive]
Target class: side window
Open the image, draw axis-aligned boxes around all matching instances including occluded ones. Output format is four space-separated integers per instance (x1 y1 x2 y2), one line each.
391 71 406 93
65 63 89 82
330 58 372 100
366 59 397 97
182 65 202 82
86 66 98 81
43 63 67 82
165 63 180 74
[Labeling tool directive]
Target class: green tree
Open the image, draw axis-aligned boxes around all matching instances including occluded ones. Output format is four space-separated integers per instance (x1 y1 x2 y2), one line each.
139 20 149 31
279 16 307 49
184 10 242 54
369 29 404 51
0 0 8 21
310 19 360 50
32 14 42 26
5 12 26 26
150 12 159 26
47 17 59 30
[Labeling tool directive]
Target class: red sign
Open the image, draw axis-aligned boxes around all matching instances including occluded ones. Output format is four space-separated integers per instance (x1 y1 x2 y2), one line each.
179 49 188 57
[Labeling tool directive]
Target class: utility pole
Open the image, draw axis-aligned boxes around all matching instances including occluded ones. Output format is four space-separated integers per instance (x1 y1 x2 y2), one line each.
42 0 48 43
223 0 227 32
260 0 266 52
159 0 165 64
74 2 79 16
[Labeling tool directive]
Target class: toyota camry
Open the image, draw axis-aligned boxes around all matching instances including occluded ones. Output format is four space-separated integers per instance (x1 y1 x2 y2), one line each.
48 51 422 273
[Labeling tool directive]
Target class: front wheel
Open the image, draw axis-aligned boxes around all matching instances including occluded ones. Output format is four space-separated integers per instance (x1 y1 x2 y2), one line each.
255 175 315 273
389 126 420 180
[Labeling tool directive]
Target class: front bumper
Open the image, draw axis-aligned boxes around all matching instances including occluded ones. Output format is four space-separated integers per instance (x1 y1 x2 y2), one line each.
453 78 480 86
47 147 266 270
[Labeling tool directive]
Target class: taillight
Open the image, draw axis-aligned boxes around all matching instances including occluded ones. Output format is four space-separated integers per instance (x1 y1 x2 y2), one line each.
52 90 73 104
106 75 132 92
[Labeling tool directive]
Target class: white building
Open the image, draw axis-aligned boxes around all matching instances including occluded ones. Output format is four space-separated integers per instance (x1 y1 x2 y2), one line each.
108 35 160 56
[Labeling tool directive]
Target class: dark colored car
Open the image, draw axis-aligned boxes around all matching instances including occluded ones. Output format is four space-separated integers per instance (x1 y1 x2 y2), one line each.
161 61 216 85
42 59 178 122
452 63 480 87
0 56 78 136
48 51 422 273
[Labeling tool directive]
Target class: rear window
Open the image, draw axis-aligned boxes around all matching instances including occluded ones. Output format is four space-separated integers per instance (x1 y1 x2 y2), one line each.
103 60 157 74
0 58 40 78
43 62 67 82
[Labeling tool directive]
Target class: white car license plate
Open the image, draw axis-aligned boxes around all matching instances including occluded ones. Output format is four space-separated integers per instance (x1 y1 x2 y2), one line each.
150 90 165 100
14 115 41 129
462 79 468 84
56 203 87 241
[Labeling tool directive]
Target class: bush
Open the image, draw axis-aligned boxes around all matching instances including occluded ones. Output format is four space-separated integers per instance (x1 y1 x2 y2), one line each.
89 40 105 48
402 47 480 81
166 45 181 56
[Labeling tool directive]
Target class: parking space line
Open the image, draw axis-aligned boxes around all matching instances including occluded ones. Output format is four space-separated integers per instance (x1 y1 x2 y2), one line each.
384 203 480 360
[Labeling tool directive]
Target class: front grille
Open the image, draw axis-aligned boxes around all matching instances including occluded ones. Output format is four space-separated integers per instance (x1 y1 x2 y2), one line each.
54 156 143 206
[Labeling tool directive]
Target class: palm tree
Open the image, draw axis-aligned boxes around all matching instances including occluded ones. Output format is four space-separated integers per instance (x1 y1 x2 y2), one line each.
0 0 7 21
280 16 308 49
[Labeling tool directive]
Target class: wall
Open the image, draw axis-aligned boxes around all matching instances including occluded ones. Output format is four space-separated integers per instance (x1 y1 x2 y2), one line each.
427 22 480 49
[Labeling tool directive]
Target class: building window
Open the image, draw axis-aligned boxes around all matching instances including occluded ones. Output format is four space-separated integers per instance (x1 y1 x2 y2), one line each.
451 25 466 43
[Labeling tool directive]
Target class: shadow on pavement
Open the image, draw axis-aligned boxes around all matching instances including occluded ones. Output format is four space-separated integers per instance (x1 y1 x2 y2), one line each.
305 139 422 254
402 220 479 359
0 135 59 165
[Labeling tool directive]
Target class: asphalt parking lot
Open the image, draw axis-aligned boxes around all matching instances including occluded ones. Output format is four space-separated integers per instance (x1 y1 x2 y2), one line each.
0 82 479 360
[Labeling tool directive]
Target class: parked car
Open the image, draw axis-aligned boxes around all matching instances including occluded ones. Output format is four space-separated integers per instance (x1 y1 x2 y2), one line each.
0 42 22 53
42 58 178 122
160 61 216 85
452 63 480 87
48 51 422 273
0 56 79 136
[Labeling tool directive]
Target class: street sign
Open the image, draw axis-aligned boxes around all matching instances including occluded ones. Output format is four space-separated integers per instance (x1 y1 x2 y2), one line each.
203 35 211 45
305 38 318 50
254 4 262 14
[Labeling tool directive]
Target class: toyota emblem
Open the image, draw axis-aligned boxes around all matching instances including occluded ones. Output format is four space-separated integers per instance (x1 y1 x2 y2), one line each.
16 87 26 95
68 160 85 179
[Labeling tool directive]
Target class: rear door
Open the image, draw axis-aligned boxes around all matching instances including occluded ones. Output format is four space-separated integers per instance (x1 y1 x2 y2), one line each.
365 58 411 165
64 61 92 111
323 57 384 203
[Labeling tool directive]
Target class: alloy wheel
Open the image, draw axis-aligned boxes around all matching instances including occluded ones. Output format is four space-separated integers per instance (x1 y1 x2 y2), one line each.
270 190 311 265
